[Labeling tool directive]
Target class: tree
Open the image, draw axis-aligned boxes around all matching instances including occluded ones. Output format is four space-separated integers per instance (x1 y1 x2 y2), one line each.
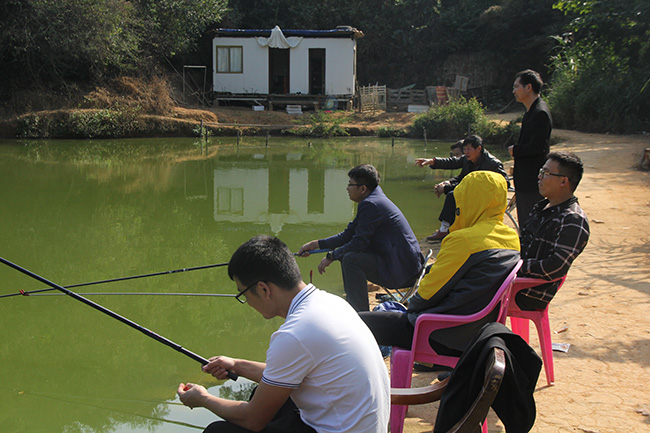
547 0 650 132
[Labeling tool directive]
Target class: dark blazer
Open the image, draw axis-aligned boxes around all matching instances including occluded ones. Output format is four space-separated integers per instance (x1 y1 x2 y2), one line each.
513 97 552 193
319 186 423 288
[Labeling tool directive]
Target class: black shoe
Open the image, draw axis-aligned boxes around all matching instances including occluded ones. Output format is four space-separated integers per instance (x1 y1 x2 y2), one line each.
437 371 452 381
413 362 453 372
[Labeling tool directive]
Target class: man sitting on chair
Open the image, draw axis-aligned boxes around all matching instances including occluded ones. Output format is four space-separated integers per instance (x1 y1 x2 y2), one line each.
360 171 520 356
415 135 508 241
299 164 423 312
516 151 590 310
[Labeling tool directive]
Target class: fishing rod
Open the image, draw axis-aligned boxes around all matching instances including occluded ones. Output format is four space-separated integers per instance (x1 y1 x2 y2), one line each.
23 292 237 297
0 262 230 299
294 248 329 257
0 257 238 381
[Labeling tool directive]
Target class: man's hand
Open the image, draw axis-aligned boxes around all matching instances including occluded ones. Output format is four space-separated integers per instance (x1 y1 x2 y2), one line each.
297 240 319 257
318 256 333 274
415 158 435 167
177 383 209 409
202 356 236 381
434 182 448 197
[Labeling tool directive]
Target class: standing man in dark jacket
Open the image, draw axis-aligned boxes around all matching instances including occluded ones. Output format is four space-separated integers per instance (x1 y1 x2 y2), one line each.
509 69 552 226
415 135 508 241
298 164 423 312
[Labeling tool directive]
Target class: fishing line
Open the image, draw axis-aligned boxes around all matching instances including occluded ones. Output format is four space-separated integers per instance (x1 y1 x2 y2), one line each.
0 262 230 299
0 256 238 381
9 387 203 429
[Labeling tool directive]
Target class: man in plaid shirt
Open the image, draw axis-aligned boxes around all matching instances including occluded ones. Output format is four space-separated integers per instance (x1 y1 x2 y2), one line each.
516 151 590 310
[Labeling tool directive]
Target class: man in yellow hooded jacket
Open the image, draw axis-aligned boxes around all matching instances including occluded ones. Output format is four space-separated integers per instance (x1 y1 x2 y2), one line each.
360 171 520 356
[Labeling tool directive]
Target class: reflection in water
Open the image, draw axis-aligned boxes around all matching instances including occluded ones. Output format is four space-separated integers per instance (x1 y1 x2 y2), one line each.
0 136 486 433
213 165 352 234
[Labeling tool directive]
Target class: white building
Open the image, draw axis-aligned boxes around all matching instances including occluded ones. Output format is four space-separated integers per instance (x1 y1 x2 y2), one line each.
211 26 363 109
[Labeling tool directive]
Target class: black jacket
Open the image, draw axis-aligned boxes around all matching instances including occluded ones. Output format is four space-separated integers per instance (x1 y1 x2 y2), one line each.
432 151 508 194
434 323 542 433
513 98 552 193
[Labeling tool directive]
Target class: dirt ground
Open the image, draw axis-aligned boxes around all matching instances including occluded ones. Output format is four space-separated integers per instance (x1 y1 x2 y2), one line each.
397 127 650 433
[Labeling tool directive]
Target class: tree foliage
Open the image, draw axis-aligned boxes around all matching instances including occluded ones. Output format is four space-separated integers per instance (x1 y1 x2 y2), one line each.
547 0 650 132
0 0 227 91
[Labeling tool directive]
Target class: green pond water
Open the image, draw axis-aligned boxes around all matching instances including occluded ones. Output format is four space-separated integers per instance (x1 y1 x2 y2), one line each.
0 135 479 433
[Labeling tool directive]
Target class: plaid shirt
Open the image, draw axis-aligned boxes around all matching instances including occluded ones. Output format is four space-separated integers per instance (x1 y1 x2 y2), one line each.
518 196 590 305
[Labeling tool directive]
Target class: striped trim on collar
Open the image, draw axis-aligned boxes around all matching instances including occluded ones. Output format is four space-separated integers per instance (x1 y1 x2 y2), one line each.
288 284 316 316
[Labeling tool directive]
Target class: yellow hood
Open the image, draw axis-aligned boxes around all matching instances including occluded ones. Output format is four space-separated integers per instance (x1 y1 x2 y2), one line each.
451 170 509 232
418 171 520 300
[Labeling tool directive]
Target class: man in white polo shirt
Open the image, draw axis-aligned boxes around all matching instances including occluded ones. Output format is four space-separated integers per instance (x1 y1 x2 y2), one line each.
178 235 389 433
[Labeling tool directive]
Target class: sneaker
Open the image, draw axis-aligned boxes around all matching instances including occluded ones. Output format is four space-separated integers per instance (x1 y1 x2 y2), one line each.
426 230 448 241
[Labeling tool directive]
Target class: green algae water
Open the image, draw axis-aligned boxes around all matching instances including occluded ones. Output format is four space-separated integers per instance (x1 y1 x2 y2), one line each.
0 135 478 433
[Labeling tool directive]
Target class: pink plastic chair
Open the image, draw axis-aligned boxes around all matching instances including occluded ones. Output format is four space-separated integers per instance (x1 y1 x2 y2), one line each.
390 260 522 433
507 275 566 386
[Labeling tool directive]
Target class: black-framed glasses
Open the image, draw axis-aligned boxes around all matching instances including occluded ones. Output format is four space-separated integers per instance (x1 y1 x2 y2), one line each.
235 280 260 304
538 168 567 179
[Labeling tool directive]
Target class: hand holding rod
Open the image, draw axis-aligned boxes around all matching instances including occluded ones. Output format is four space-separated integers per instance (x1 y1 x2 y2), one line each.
0 262 230 299
0 257 237 381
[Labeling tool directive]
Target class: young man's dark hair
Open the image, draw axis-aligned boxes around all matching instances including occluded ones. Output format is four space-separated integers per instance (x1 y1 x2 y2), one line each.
228 235 302 290
515 69 544 94
347 164 380 190
547 151 584 191
463 135 483 151
450 140 463 151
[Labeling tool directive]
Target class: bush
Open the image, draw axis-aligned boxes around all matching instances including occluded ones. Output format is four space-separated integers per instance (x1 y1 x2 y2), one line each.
288 111 350 137
411 98 515 144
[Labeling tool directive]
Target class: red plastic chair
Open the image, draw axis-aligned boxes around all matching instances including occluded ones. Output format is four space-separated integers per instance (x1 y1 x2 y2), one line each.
390 260 522 433
507 275 566 386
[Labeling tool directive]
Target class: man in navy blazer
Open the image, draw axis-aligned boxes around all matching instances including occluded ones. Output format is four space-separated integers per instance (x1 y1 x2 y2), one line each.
299 164 423 312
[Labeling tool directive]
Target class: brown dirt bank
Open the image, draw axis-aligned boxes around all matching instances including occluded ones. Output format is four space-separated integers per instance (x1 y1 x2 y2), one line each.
0 105 418 139
401 129 650 433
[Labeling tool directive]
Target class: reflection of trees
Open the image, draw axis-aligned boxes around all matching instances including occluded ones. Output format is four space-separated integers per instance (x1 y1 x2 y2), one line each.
215 381 258 401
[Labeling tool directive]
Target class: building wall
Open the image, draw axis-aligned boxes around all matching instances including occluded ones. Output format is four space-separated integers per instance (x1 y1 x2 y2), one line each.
212 36 357 96
213 37 269 94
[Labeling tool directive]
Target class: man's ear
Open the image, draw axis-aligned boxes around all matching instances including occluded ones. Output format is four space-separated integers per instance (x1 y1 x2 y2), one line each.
258 281 272 299
560 176 570 188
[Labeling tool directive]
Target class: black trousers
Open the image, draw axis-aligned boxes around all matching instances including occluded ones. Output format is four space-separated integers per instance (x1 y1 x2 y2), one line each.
203 388 316 433
358 311 463 356
438 191 457 225
515 190 543 228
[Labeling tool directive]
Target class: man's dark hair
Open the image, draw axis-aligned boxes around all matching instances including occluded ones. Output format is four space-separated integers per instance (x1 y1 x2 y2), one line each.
228 235 302 291
348 164 380 190
547 151 584 191
450 140 463 151
515 69 544 94
462 135 483 151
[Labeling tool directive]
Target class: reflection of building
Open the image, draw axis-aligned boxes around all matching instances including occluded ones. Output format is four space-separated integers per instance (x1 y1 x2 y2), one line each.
214 166 353 234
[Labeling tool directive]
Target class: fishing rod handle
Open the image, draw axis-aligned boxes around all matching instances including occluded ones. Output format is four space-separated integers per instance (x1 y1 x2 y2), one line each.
185 350 239 381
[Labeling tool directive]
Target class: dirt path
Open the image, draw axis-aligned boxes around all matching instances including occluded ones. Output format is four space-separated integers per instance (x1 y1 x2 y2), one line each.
402 129 650 432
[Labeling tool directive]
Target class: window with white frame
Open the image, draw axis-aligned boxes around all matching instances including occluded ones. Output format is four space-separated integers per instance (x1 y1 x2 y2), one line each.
216 46 243 73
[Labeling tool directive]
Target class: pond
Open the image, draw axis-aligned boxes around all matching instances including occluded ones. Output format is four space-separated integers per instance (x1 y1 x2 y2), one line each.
0 134 482 433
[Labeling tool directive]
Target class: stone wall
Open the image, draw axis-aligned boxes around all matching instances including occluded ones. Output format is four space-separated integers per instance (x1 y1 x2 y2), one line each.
437 51 504 89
